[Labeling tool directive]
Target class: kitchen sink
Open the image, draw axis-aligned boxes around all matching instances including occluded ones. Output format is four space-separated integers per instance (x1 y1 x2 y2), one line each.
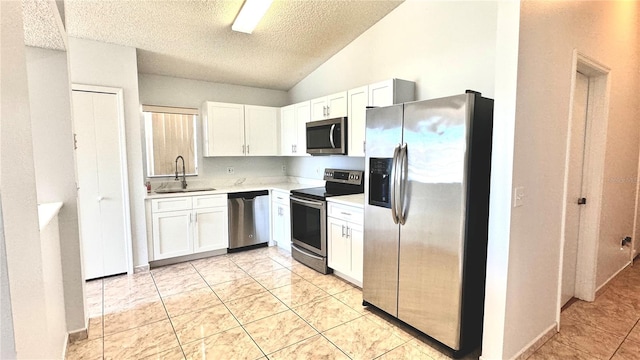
154 187 216 194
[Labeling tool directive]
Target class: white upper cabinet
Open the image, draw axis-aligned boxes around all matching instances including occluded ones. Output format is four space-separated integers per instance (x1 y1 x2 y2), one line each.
348 79 415 157
244 105 279 156
280 101 310 156
310 91 348 121
368 79 415 107
202 102 245 156
347 86 369 157
202 102 278 157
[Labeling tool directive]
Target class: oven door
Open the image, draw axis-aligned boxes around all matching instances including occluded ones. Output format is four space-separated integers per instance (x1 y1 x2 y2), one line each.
290 195 327 256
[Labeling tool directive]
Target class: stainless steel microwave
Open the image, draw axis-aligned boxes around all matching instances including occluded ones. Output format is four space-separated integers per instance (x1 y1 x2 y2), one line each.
306 117 347 155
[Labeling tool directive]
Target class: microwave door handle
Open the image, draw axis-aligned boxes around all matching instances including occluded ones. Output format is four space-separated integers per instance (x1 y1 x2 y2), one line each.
329 124 336 148
390 144 401 224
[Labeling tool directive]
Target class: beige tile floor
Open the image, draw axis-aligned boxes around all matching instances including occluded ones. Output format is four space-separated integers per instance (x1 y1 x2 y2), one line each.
527 260 640 360
67 246 478 360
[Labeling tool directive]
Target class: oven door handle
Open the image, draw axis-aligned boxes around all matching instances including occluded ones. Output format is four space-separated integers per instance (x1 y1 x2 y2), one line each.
290 195 324 208
291 243 324 261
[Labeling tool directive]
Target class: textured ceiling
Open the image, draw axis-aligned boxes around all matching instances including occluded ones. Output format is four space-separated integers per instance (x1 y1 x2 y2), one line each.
63 0 404 90
22 0 66 50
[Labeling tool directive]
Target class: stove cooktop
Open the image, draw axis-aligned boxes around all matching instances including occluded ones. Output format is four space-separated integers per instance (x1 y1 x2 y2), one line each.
291 169 364 201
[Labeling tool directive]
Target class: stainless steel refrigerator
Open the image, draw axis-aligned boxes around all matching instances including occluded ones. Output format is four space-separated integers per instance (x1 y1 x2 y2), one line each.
363 91 493 356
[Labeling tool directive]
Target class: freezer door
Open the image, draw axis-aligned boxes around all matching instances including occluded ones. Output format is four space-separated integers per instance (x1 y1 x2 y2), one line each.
397 95 470 350
363 104 403 316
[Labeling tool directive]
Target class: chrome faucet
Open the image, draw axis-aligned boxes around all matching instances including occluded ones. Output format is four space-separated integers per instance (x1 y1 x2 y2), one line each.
175 155 187 189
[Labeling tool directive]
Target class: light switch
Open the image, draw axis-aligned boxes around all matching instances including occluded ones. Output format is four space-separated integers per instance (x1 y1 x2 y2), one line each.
513 186 525 208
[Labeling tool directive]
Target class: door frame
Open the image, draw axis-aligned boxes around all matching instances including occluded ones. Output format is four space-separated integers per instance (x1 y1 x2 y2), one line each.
556 51 610 324
71 84 133 276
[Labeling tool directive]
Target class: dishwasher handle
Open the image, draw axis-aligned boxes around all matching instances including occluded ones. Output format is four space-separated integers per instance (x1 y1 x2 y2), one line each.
227 190 269 200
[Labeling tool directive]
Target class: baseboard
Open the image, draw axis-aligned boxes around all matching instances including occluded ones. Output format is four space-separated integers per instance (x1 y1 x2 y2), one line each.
134 264 150 274
509 323 557 360
67 327 88 343
595 260 631 298
332 269 362 288
62 331 69 360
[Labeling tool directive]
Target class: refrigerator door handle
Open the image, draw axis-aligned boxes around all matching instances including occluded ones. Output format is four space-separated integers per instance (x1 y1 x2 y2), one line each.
398 143 408 225
390 143 401 224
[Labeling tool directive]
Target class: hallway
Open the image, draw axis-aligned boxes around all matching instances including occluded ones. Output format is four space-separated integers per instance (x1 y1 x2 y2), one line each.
529 259 640 359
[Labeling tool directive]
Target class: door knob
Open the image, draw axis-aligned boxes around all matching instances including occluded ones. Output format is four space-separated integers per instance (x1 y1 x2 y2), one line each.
578 198 587 205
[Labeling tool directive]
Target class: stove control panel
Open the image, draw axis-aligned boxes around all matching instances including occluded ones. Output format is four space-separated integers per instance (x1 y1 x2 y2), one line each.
324 169 364 185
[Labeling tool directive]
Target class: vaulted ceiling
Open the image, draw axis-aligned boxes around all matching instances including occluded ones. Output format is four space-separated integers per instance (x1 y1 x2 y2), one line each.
23 0 404 91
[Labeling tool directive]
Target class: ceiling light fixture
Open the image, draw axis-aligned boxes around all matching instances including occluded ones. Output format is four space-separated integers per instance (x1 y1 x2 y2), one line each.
232 0 274 34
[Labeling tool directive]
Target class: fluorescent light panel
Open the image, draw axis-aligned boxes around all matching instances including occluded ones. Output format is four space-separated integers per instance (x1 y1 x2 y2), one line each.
232 0 274 34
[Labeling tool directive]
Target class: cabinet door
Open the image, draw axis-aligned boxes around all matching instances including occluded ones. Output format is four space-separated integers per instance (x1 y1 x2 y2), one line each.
281 203 291 249
350 222 364 285
245 105 279 156
347 86 368 157
310 96 328 121
193 207 229 253
152 210 192 260
280 104 296 156
327 91 348 118
294 101 311 155
328 217 350 274
204 102 245 156
368 79 394 107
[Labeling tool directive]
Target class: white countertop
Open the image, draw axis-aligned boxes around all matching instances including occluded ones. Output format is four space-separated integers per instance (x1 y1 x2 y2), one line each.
145 181 317 200
37 202 63 230
327 193 365 208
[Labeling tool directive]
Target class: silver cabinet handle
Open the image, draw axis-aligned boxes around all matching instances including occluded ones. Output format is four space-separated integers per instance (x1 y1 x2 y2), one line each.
390 144 401 224
341 225 345 237
323 106 327 117
292 144 295 153
347 226 351 238
327 106 330 117
329 124 336 148
242 144 246 154
340 212 351 216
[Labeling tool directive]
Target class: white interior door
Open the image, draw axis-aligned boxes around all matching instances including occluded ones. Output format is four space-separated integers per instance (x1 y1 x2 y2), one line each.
561 72 590 306
73 89 129 280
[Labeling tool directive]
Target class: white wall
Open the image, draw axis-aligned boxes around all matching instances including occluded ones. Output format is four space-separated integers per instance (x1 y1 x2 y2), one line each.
68 38 148 267
501 2 640 358
139 74 288 185
0 200 16 360
287 0 498 179
0 1 54 358
288 0 497 103
25 46 85 333
138 73 289 108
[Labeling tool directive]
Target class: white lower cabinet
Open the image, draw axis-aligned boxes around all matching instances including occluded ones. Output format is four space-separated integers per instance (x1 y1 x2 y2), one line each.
151 194 228 261
271 190 291 251
327 202 364 286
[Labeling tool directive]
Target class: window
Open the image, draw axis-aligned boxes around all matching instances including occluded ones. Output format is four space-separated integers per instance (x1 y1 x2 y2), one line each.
143 105 198 177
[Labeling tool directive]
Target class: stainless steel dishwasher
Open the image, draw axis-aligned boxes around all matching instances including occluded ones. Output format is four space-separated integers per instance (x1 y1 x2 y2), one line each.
227 190 270 251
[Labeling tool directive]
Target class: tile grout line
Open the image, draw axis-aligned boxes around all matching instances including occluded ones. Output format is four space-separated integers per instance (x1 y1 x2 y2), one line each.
608 318 640 359
192 255 269 359
150 268 189 359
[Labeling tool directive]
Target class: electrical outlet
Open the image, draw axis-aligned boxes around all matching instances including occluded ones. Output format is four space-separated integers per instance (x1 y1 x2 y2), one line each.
226 167 234 174
282 165 286 173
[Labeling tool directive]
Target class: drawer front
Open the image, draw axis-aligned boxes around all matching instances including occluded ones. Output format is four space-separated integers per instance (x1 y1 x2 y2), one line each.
272 190 290 205
152 197 192 213
193 194 227 209
328 203 363 225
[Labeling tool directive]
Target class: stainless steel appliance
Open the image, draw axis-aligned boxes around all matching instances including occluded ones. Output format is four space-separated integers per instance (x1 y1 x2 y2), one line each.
290 169 363 273
227 190 270 251
306 117 347 155
363 91 493 356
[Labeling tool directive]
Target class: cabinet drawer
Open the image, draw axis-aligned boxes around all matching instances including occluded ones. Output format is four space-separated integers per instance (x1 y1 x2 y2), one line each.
328 203 363 225
152 197 192 213
272 190 290 205
193 194 227 209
